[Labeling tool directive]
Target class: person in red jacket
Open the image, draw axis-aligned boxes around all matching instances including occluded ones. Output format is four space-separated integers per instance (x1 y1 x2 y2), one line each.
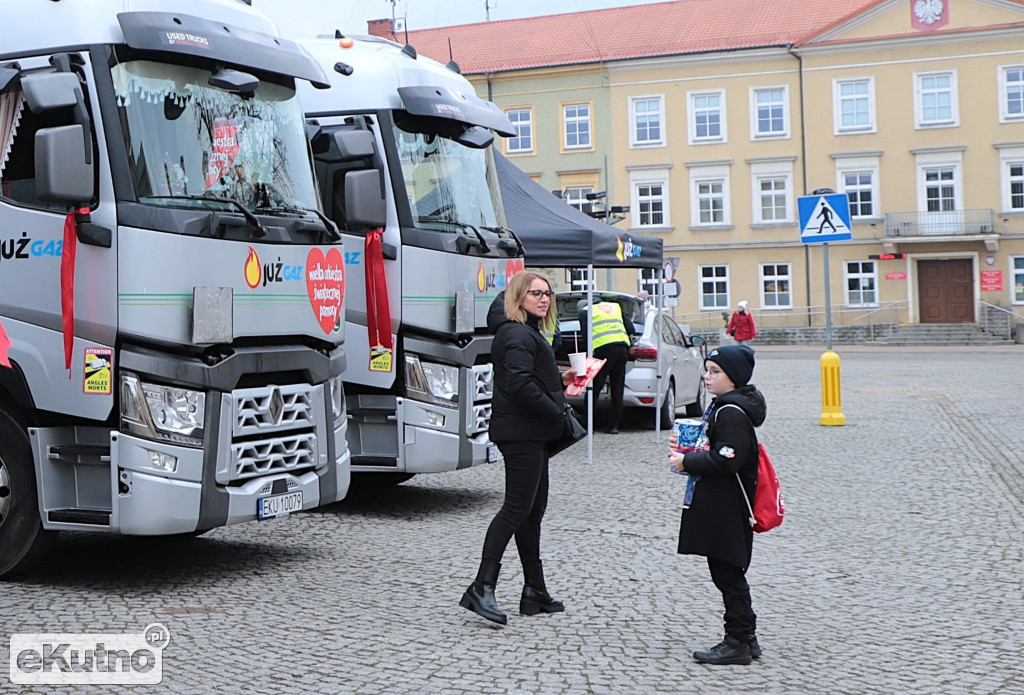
726 301 757 345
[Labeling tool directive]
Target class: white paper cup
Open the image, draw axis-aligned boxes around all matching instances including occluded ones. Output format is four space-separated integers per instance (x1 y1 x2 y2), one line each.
568 352 587 373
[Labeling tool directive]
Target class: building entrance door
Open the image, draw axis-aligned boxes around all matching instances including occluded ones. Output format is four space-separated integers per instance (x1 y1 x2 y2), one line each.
917 258 974 323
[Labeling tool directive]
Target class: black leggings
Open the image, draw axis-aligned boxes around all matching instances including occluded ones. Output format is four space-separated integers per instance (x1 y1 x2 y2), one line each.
481 439 549 565
707 556 757 639
593 342 629 428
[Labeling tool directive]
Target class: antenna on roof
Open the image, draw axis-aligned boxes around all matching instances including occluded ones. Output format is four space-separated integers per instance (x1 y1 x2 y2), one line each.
485 0 496 21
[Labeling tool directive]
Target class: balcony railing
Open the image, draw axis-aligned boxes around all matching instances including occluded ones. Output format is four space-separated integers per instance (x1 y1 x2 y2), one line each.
884 209 995 237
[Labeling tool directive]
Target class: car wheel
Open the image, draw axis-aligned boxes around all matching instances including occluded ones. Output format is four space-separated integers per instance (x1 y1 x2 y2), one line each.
658 379 676 429
0 411 56 579
684 380 707 417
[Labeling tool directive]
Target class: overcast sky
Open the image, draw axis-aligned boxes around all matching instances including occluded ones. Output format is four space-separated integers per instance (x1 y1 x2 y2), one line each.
255 0 668 38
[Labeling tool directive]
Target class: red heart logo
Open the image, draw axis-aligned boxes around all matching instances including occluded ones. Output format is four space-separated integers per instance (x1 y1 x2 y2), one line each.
306 247 345 334
505 258 525 285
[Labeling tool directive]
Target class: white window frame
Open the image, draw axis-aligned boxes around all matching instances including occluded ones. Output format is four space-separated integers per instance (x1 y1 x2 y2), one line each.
915 150 962 213
750 85 789 140
844 260 878 308
999 64 1024 123
750 160 793 225
688 162 731 228
833 77 876 134
835 155 881 220
1012 256 1024 305
997 145 1024 213
688 89 726 144
568 268 594 292
629 95 664 148
564 186 594 216
563 102 592 151
914 70 958 129
760 263 792 309
629 167 671 230
698 264 730 310
505 107 533 154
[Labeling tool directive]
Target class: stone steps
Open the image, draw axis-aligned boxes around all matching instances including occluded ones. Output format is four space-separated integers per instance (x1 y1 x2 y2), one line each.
870 323 1011 346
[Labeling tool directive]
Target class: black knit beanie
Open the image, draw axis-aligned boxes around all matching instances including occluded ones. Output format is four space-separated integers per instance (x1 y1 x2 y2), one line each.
705 345 755 388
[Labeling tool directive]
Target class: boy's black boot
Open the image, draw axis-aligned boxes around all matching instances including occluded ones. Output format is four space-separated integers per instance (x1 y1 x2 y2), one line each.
459 560 507 625
519 560 565 615
693 635 753 665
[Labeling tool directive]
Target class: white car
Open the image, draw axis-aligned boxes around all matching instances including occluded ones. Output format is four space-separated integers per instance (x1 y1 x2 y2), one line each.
555 292 707 429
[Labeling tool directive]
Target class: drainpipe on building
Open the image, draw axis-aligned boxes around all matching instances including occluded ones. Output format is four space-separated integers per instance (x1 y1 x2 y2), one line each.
789 45 813 329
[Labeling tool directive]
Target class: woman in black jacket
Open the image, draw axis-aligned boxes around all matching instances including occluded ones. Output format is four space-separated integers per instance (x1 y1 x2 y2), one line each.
460 271 576 625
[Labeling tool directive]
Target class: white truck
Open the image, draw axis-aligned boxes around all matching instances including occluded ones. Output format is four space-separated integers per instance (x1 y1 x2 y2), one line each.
0 0 353 578
297 35 524 483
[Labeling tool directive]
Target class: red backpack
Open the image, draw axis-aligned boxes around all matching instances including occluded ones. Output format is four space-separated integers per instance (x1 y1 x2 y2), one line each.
742 443 784 532
718 404 784 533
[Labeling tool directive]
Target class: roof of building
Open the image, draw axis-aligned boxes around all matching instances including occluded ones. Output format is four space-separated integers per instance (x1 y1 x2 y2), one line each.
368 0 883 75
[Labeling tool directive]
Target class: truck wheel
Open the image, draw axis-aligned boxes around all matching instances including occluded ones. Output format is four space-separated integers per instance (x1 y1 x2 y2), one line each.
0 412 55 579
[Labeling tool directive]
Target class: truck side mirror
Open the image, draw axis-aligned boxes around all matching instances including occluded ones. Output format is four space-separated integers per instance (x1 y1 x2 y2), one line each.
35 125 94 202
20 72 80 112
333 130 375 160
344 169 385 229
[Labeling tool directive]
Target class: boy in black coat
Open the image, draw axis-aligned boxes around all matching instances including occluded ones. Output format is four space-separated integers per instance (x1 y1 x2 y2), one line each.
669 345 767 665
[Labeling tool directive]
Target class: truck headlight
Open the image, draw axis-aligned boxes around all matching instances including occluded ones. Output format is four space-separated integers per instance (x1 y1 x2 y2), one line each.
405 355 459 406
327 374 345 426
120 372 205 447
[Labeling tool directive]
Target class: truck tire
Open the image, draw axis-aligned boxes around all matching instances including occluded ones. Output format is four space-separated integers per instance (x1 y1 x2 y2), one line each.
0 411 55 579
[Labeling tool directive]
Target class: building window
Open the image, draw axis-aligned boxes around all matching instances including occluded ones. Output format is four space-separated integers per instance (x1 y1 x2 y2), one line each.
845 261 878 307
697 180 725 224
689 91 724 143
757 177 788 222
637 268 659 300
1000 65 1024 122
752 87 787 139
834 78 875 133
630 95 664 147
637 183 665 227
564 186 594 216
569 268 594 292
843 171 874 218
1010 163 1024 211
1013 257 1024 304
699 265 729 309
505 108 533 153
760 264 791 308
915 71 958 127
563 103 591 150
925 168 956 211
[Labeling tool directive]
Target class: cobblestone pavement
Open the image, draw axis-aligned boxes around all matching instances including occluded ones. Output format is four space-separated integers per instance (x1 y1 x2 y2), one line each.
3 345 1023 694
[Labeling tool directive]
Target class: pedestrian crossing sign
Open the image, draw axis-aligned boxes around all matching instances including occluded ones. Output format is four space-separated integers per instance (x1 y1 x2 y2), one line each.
798 193 852 244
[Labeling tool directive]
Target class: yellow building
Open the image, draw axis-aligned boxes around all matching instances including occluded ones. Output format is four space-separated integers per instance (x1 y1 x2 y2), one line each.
373 0 1024 337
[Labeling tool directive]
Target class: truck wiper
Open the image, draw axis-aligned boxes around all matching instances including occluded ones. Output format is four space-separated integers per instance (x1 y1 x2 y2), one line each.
254 201 341 242
146 194 267 238
417 216 490 253
481 226 524 254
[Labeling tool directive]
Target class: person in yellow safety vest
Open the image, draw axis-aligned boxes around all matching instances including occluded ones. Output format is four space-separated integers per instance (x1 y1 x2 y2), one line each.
578 299 635 434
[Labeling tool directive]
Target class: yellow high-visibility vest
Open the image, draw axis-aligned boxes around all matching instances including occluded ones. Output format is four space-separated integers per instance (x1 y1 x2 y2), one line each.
587 302 629 349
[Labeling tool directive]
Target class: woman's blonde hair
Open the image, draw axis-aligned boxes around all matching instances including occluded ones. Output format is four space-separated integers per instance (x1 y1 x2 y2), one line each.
504 271 557 328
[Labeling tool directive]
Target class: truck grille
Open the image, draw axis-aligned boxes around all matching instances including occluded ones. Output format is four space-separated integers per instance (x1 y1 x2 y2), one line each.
469 364 493 435
227 384 320 482
232 432 317 478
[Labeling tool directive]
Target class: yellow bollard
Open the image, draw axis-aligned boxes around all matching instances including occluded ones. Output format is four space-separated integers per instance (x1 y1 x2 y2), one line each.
819 350 846 426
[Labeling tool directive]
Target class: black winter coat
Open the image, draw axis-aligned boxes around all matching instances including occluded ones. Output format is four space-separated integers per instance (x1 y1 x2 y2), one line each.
487 296 566 443
677 385 767 569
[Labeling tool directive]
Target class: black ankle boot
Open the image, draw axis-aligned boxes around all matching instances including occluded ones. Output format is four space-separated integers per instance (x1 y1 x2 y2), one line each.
692 635 753 665
520 560 565 615
460 560 507 625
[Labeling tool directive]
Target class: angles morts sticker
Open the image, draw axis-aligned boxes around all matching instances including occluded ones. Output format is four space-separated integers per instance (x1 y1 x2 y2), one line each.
83 347 113 395
306 248 345 334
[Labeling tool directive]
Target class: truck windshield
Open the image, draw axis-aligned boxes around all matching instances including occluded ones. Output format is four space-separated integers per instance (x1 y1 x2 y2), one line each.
391 125 507 231
111 60 319 213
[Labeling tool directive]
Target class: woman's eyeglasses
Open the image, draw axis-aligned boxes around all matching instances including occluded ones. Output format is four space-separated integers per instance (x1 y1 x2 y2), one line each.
526 290 555 299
